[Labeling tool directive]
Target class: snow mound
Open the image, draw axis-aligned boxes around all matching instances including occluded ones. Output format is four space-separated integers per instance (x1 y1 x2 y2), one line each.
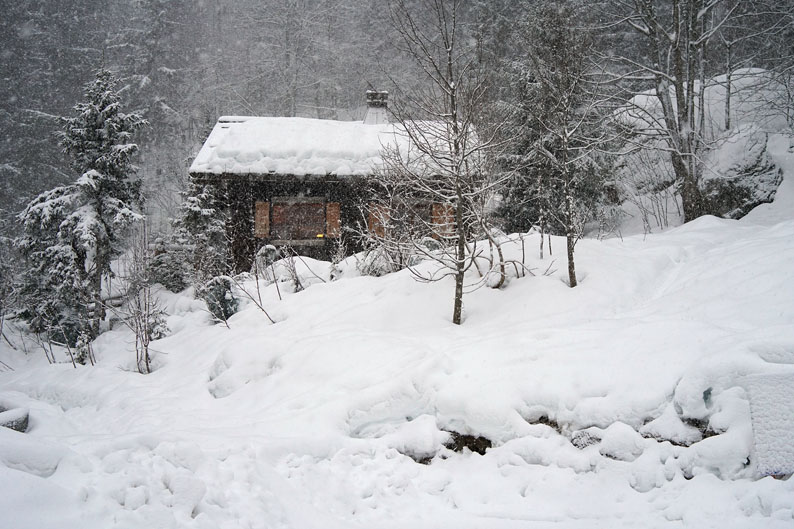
0 427 67 477
597 422 646 461
743 373 794 477
640 404 702 446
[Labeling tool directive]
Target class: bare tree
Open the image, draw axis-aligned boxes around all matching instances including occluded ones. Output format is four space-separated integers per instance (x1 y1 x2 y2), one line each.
382 0 508 324
112 224 168 374
712 0 794 131
0 233 18 351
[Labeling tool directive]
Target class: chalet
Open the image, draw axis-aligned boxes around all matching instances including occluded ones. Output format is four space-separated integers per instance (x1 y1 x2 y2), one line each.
189 92 452 271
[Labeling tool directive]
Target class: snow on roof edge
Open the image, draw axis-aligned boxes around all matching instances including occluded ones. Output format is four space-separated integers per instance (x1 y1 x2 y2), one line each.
189 116 406 178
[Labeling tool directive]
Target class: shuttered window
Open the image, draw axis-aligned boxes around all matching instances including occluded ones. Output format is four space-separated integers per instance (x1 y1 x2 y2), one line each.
271 199 326 240
367 203 387 238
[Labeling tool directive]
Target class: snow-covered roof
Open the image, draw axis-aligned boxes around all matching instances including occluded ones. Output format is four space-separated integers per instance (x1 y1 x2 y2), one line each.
189 116 407 177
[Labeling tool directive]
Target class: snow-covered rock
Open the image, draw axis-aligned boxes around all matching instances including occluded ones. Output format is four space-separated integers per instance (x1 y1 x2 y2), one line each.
701 124 783 219
0 406 29 433
640 403 702 446
597 422 645 462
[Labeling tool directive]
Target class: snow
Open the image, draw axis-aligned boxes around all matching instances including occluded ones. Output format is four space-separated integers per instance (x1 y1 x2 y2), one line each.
0 426 65 477
597 421 646 462
742 373 794 477
3 137 794 526
189 116 408 177
640 404 702 446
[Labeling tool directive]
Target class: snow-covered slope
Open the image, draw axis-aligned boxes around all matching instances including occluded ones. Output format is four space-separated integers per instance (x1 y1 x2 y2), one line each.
1 141 793 528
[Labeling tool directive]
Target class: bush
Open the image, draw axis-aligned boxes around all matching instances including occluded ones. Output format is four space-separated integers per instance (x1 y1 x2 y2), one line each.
150 238 189 292
198 276 239 322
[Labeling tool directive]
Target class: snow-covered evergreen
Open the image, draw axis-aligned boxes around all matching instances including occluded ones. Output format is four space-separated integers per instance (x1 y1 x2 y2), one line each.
16 69 146 345
171 181 230 286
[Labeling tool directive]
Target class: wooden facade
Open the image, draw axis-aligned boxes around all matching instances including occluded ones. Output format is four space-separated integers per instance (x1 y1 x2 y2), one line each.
191 171 456 272
191 173 372 271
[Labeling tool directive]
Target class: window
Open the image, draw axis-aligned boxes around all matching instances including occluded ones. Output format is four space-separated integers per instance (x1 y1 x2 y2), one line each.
256 198 342 242
368 201 449 238
272 200 325 240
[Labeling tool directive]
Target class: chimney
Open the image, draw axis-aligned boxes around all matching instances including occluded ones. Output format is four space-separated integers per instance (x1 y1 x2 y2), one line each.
363 90 389 125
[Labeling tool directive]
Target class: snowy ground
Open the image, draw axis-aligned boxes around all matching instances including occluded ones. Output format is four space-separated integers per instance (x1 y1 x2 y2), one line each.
1 137 794 528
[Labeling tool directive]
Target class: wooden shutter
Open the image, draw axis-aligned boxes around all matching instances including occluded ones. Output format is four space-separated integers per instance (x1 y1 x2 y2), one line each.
255 202 270 238
326 202 341 238
367 203 386 238
431 203 455 238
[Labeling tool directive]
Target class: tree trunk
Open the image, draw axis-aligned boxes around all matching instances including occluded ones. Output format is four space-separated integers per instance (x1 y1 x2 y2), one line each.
677 153 704 221
724 44 733 131
453 200 465 325
449 35 465 326
565 184 577 288
566 232 576 288
643 0 706 223
92 251 104 338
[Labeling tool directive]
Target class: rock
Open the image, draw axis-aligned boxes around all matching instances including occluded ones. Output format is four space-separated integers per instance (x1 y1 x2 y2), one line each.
701 125 783 219
571 429 602 450
444 431 492 455
0 407 30 433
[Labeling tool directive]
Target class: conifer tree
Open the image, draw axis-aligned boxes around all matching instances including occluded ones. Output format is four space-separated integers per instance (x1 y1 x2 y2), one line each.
497 3 614 286
169 180 236 323
172 180 230 286
17 69 146 345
